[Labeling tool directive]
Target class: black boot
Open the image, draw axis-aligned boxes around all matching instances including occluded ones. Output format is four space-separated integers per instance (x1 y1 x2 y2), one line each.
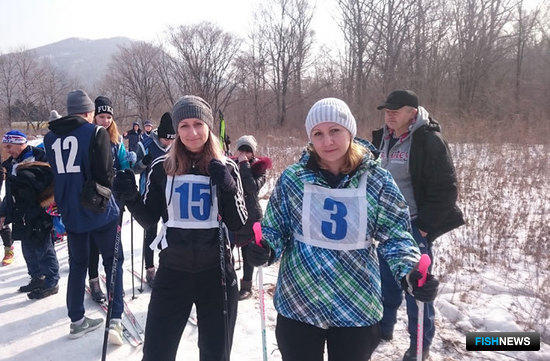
239 279 252 300
89 278 106 303
28 284 59 299
19 277 44 293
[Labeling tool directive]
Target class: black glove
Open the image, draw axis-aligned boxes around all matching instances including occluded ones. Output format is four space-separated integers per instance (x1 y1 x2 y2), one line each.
113 169 139 203
208 159 235 191
246 239 272 267
401 269 439 303
142 153 153 167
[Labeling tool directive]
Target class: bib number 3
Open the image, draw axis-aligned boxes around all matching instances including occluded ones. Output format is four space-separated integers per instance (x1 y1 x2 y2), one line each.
321 198 348 240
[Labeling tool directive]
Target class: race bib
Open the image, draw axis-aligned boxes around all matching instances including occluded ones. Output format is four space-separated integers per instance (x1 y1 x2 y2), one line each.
296 174 371 250
165 174 218 229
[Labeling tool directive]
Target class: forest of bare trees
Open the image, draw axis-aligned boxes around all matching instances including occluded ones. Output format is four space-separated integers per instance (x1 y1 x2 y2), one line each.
0 0 548 142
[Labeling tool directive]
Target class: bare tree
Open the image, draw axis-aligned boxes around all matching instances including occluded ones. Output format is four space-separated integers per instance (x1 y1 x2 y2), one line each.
167 22 242 115
257 0 315 126
337 0 382 119
108 41 165 122
513 0 540 114
452 0 516 115
35 60 72 118
0 52 19 127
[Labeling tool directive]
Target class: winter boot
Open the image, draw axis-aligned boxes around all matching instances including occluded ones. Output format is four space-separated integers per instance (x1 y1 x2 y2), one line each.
19 276 44 293
146 267 156 286
89 277 106 303
2 246 14 266
403 345 430 361
238 279 253 300
108 318 124 345
28 284 59 299
69 316 103 339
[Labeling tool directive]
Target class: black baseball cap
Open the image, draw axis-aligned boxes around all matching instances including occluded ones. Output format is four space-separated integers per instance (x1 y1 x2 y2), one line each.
377 90 418 110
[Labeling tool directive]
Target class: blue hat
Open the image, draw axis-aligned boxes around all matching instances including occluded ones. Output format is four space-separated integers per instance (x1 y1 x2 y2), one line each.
2 130 27 144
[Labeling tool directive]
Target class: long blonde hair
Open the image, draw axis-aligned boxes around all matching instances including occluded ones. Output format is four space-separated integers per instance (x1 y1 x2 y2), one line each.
164 131 223 176
94 117 121 144
308 140 367 174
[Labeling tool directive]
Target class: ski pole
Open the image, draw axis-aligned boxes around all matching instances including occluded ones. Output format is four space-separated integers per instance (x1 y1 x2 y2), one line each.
101 224 122 361
130 215 136 299
252 222 268 361
138 234 144 293
218 217 231 360
416 254 431 361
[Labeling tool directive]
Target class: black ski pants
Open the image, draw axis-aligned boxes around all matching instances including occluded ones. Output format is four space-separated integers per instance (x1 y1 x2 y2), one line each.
142 264 238 361
276 314 381 361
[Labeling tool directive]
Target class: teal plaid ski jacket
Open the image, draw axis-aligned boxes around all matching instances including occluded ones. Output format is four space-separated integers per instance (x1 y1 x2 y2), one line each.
261 138 421 328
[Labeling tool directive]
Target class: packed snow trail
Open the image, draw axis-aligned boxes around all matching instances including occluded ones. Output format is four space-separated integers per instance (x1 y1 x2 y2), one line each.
0 198 548 360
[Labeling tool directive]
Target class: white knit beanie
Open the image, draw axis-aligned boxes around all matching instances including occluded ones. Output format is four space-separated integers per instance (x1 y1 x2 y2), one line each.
236 135 257 154
305 98 357 140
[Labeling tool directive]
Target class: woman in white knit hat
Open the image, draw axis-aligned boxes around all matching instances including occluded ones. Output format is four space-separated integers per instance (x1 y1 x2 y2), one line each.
246 98 439 361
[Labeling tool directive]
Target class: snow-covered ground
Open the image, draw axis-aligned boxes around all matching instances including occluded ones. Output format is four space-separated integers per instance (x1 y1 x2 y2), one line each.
1 141 549 360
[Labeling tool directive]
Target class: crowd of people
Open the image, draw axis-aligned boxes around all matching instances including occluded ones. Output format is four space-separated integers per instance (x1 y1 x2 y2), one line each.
1 88 463 361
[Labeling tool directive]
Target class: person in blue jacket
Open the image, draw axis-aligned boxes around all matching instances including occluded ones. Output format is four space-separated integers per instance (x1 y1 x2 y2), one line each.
0 130 60 297
132 111 175 284
86 96 130 303
44 89 124 344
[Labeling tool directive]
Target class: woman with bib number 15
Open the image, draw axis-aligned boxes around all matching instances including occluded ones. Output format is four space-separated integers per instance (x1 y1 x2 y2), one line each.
247 98 439 361
112 95 248 361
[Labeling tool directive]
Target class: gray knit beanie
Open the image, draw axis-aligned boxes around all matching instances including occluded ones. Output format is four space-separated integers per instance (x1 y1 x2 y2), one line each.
67 89 94 115
305 98 357 140
171 95 213 131
236 135 257 154
48 110 61 122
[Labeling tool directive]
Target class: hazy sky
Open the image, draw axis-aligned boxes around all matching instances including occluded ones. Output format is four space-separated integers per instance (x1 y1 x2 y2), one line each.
0 0 342 52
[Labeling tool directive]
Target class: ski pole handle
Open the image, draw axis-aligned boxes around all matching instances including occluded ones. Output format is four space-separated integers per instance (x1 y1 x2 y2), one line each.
417 254 431 287
253 222 263 246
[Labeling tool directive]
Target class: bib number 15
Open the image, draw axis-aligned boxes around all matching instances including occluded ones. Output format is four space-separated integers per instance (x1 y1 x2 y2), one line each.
175 183 212 220
321 198 348 240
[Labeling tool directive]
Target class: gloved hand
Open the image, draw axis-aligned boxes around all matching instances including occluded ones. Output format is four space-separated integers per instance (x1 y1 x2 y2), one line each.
246 239 272 267
113 169 139 203
208 159 235 192
127 151 137 165
401 269 439 303
142 153 153 167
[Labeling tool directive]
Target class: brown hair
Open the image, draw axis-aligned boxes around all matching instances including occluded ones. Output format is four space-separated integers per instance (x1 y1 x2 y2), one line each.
308 140 367 174
164 131 223 176
94 116 121 144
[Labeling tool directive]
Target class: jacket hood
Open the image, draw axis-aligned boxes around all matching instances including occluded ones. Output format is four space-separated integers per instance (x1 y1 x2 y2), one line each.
14 161 55 208
48 115 89 135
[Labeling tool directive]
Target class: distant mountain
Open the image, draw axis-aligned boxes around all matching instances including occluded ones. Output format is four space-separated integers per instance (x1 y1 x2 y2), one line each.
29 37 135 87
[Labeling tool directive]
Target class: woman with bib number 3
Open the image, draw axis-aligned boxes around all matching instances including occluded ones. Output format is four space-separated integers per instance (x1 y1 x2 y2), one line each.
247 98 439 361
112 95 248 361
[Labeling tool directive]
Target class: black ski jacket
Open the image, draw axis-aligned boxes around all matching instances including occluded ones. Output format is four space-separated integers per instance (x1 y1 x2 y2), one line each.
126 156 248 272
230 156 271 247
372 119 465 242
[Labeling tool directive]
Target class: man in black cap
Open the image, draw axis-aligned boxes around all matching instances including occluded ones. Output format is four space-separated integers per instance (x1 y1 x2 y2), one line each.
372 90 464 360
132 111 176 284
